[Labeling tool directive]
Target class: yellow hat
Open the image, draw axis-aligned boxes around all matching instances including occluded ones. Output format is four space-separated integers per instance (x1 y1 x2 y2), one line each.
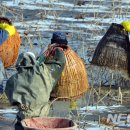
5 25 16 36
0 23 8 30
121 21 130 32
0 23 16 36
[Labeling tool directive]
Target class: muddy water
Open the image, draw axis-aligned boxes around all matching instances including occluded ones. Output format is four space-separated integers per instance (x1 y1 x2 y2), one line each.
1 105 130 130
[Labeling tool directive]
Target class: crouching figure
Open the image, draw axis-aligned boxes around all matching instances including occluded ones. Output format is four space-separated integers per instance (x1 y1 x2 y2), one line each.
5 45 65 130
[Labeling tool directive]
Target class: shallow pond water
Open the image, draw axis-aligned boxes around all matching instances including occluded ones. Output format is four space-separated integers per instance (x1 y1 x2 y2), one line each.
0 0 130 129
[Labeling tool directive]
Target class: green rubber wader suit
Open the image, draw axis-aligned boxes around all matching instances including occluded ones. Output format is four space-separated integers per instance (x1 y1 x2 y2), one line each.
5 48 65 121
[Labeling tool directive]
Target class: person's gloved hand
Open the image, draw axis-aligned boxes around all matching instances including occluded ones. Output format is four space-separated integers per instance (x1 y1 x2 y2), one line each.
36 55 46 65
47 44 64 56
51 47 63 56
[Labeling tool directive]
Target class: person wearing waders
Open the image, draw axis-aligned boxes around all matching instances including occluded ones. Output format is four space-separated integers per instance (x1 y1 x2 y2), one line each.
5 41 66 130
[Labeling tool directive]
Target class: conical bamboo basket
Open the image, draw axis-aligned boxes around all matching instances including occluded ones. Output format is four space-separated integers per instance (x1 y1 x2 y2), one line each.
45 45 89 100
91 23 130 73
0 17 21 68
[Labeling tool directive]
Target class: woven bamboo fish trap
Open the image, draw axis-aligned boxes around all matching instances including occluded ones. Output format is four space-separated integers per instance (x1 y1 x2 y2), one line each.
91 23 130 73
0 17 21 68
45 45 89 100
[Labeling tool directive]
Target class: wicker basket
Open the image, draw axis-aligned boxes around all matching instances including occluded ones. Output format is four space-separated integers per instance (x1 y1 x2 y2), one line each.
46 45 89 100
91 23 130 72
0 17 21 68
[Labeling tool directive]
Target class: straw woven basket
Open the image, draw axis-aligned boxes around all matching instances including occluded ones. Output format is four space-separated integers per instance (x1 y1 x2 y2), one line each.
91 23 130 72
45 45 89 100
0 17 21 68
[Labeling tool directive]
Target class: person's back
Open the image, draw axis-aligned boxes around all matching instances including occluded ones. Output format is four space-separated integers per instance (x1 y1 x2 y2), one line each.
5 46 66 130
